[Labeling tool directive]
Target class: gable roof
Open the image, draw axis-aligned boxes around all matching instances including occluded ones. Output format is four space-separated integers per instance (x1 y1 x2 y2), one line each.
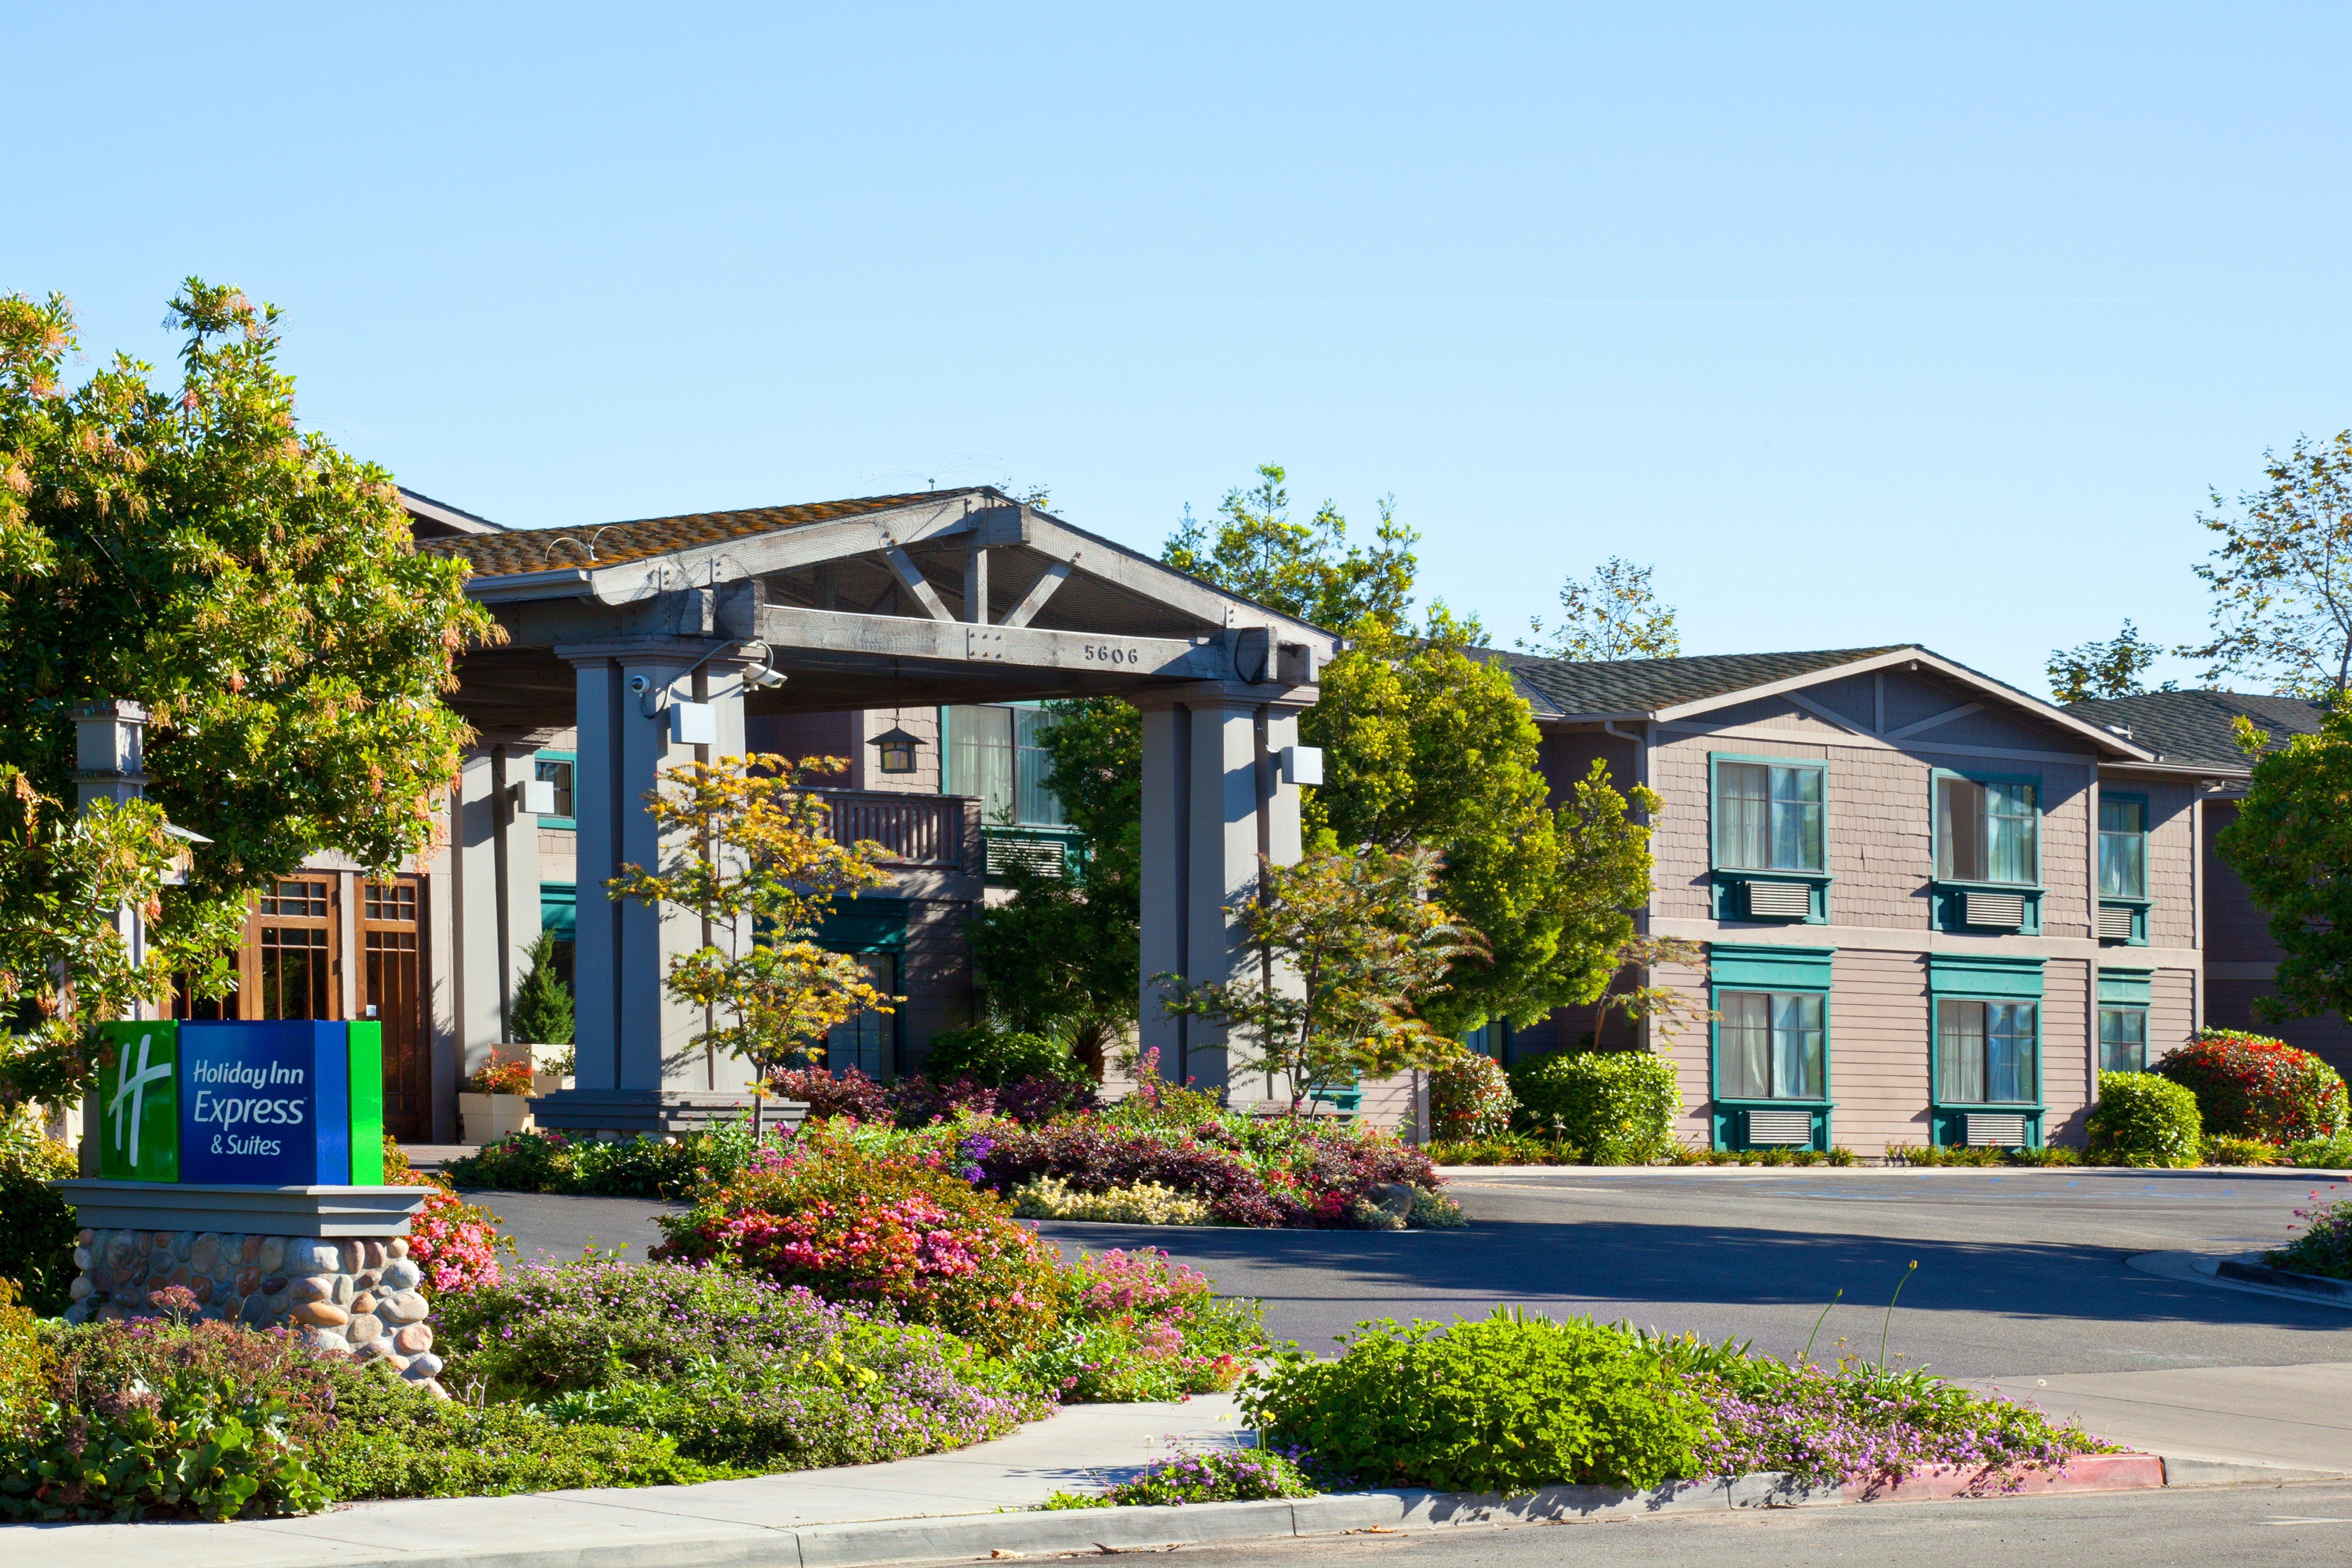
1476 646 1904 718
417 489 954 578
2063 690 2323 769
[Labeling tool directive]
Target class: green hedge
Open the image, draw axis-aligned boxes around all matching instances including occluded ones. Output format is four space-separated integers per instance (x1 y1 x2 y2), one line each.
2086 1072 2202 1168
1507 1050 1680 1165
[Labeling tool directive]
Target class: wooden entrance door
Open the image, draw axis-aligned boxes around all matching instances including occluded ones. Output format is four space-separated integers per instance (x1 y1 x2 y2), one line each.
251 878 338 1019
360 877 427 1142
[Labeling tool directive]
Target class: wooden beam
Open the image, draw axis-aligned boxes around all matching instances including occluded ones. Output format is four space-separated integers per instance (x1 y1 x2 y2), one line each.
1784 692 1874 736
1885 702 1983 741
882 545 955 623
757 603 1231 681
1001 561 1072 629
963 549 989 626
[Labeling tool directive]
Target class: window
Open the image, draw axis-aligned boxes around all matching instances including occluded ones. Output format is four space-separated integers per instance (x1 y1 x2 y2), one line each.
2099 797 2147 900
824 954 897 1078
2098 1006 2148 1075
1715 761 1824 872
1937 777 2037 885
944 704 1064 827
1937 999 2037 1104
535 752 576 824
1718 991 1825 1100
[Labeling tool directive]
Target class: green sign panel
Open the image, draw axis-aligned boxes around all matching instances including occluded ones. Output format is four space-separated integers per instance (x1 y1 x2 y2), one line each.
347 1021 384 1185
96 1020 179 1182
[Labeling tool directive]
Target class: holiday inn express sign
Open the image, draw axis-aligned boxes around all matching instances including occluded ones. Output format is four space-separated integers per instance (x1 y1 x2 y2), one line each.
96 1020 384 1186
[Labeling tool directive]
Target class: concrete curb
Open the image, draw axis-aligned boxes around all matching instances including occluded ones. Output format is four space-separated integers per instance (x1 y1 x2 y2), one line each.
2215 1253 2352 1302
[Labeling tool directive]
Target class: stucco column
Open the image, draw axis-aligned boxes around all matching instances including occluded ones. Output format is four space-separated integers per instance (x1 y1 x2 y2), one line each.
1133 687 1312 1099
450 750 503 1082
540 641 752 1132
490 743 547 1045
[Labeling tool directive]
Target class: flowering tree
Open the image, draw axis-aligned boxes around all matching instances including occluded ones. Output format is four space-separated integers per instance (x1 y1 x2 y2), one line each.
606 755 893 1134
1156 845 1483 1114
0 282 489 1109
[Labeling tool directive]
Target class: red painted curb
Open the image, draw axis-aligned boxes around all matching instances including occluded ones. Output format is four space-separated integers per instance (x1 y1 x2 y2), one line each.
1842 1454 2166 1502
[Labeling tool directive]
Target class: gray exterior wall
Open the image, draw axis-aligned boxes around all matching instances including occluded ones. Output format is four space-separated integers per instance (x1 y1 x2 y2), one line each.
2201 798 2352 1081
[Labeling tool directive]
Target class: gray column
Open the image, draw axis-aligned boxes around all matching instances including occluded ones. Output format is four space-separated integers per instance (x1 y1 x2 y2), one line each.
1133 689 1312 1099
490 743 547 1044
569 659 624 1093
450 750 502 1081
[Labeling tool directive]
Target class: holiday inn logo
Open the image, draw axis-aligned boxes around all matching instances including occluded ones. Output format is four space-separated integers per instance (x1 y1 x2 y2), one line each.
97 1020 179 1182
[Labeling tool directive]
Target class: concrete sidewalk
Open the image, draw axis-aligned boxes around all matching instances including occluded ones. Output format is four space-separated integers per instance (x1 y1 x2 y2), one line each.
3 1396 1254 1568
1986 1361 2352 1473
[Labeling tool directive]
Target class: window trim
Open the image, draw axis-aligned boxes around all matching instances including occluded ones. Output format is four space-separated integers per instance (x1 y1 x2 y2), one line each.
1707 943 1835 1151
1707 752 1834 925
2097 790 2152 946
533 748 578 832
2097 1004 2150 1076
1929 767 2045 934
1926 953 2046 1147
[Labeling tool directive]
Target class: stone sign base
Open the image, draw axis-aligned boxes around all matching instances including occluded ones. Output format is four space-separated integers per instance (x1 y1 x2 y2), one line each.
54 1180 446 1399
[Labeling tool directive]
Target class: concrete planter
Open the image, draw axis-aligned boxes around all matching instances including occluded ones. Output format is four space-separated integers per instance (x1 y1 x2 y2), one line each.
457 1092 534 1142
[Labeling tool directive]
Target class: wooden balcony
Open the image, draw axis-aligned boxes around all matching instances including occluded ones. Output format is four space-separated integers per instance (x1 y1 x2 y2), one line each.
816 790 982 874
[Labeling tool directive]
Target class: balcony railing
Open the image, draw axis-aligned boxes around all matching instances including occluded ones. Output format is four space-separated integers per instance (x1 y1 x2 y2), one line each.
817 791 978 872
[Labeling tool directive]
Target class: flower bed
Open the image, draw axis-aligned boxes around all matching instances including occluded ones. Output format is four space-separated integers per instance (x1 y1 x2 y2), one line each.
1239 1308 2111 1496
1013 1248 1266 1402
2265 1194 2352 1281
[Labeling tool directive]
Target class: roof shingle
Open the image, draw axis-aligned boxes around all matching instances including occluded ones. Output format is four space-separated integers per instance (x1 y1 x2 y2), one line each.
2062 690 2322 768
1472 646 1906 717
416 489 980 578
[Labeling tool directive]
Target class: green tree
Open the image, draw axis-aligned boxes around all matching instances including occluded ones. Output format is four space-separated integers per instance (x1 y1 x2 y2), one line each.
2047 620 2173 704
1163 464 1418 633
1157 845 1480 1113
2183 431 2352 696
2215 708 2352 1024
606 755 892 1132
1517 557 1680 662
509 928 575 1046
1303 617 1660 1034
0 281 490 1109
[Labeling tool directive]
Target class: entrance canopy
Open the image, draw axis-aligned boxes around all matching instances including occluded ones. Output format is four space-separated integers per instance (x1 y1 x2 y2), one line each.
421 488 1338 1128
426 487 1337 733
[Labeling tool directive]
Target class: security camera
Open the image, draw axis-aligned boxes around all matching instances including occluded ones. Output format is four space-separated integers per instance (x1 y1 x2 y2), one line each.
629 674 651 695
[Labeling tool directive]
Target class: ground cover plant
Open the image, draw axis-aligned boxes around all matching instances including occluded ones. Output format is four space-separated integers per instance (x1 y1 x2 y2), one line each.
2289 1131 2352 1169
2264 1194 2352 1281
2156 1029 2349 1145
1037 1446 1319 1509
1011 1248 1268 1403
1239 1306 2110 1497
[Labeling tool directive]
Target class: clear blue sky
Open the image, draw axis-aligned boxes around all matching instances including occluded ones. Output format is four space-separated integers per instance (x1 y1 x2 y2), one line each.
13 5 2349 695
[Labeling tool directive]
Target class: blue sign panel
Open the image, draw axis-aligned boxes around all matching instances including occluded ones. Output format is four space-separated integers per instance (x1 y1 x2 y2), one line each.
178 1021 352 1186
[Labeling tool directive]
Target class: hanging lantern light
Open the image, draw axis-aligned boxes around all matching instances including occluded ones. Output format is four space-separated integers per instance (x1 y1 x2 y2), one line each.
870 725 923 774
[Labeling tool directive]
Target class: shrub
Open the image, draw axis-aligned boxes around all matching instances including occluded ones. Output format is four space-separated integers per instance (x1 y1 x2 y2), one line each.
2156 1029 2349 1145
430 1259 1044 1466
2288 1131 2352 1169
890 1072 1096 1127
1426 1132 1572 1166
921 1026 1089 1088
2202 1134 2285 1167
1409 1189 1466 1228
1012 1176 1214 1225
509 928 575 1045
2266 1196 2352 1281
1669 1145 1861 1168
387 1171 510 1292
466 1050 536 1096
1011 1249 1265 1403
444 1124 786 1200
1 1318 339 1520
1508 1050 1681 1165
1097 1047 1225 1130
1038 1447 1318 1509
1429 1053 1515 1141
0 1278 47 1442
1241 1308 1713 1492
654 1125 1064 1352
769 1065 893 1123
0 1107 79 1316
2086 1072 2202 1168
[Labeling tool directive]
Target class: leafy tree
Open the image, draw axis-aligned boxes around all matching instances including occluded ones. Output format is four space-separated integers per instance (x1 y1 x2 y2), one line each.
606 755 892 1134
509 928 575 1046
1304 617 1661 1035
2215 708 2352 1025
2183 431 2352 696
2047 620 2173 704
0 281 489 1109
1156 845 1482 1113
1517 557 1680 662
967 697 1141 1075
1163 464 1418 633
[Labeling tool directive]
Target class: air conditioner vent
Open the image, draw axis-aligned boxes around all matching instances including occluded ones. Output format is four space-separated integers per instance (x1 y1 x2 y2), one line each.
1746 1109 1814 1145
2097 904 2134 941
1962 891 2026 930
1745 880 1813 919
987 837 1066 879
1964 1113 2028 1148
